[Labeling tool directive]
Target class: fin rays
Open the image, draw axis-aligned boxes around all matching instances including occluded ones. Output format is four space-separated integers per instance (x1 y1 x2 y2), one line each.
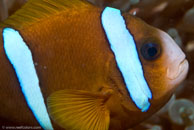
1 0 92 28
47 90 110 130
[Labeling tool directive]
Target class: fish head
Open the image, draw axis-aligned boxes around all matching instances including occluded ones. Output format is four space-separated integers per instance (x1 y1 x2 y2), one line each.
101 8 188 129
105 13 189 129
122 14 189 110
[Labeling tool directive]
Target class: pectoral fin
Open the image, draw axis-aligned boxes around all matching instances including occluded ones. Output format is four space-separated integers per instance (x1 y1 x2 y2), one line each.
47 90 111 130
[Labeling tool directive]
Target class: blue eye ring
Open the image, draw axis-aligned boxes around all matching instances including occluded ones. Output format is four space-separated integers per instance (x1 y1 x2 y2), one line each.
140 43 161 60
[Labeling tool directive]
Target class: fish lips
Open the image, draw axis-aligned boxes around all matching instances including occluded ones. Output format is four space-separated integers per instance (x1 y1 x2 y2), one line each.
167 55 189 82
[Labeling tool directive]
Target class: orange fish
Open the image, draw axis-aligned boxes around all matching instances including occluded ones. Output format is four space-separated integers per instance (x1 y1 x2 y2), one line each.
0 0 188 130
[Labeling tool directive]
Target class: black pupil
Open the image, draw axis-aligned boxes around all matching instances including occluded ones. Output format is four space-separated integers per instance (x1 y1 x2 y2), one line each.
148 47 157 57
141 43 160 60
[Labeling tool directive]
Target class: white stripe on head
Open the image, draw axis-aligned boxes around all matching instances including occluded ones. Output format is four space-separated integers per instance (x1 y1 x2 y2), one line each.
3 28 53 129
101 7 152 112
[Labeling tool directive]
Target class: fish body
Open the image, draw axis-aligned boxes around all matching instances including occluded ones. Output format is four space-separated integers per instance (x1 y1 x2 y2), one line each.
0 0 188 130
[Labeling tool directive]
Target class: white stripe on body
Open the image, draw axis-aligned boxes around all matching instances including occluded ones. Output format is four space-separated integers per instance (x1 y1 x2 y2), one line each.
101 7 152 112
3 28 53 130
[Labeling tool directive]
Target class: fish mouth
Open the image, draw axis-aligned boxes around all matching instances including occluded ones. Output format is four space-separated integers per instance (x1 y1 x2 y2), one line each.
167 56 189 80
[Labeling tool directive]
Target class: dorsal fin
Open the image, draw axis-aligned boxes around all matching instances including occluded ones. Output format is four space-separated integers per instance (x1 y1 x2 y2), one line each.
0 0 93 29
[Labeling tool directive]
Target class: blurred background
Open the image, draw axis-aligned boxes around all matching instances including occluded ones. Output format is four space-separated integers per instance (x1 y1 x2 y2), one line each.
0 0 194 129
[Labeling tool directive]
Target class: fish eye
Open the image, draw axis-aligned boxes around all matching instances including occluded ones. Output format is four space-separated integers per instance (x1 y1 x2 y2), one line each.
140 43 161 60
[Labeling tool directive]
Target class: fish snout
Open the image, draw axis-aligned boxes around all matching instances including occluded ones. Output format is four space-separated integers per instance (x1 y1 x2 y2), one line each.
159 30 189 82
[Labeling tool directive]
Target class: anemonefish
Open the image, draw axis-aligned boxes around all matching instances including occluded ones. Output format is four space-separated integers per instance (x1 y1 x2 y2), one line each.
0 0 189 130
